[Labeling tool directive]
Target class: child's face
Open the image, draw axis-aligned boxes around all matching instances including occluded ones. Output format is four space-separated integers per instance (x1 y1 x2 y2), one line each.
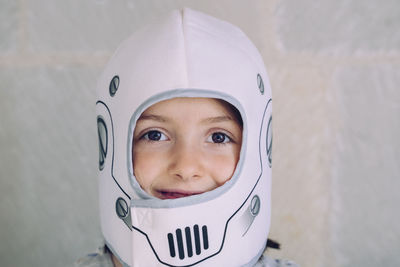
132 97 242 199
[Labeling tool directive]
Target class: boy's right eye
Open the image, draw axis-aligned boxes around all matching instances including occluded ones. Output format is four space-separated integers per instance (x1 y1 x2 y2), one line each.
142 130 167 141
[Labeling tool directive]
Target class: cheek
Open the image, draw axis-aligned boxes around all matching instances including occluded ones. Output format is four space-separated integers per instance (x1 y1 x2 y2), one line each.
207 148 240 185
133 150 163 190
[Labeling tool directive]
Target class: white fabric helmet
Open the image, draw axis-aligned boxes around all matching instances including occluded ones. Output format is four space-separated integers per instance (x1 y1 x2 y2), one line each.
96 8 273 267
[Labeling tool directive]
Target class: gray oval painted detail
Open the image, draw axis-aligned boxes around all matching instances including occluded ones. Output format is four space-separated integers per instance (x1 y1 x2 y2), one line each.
250 195 261 217
109 75 119 97
116 197 129 219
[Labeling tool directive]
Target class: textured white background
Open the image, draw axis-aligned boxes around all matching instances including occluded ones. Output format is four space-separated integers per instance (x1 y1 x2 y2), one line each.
0 0 399 266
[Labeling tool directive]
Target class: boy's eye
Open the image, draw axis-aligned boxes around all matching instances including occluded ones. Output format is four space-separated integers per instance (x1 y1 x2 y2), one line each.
208 132 231 144
142 130 167 141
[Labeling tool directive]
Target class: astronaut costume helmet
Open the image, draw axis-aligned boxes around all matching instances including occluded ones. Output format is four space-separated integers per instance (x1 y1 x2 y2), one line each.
96 8 273 267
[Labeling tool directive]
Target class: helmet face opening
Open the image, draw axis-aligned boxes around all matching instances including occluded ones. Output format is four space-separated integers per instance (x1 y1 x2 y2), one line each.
126 90 248 208
96 8 272 267
130 97 244 202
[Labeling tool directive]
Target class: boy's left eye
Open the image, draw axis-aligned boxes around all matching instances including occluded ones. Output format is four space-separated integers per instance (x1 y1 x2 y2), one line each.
207 132 231 144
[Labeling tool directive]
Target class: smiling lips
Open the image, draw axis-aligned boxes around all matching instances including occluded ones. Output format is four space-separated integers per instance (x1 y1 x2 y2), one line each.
156 189 203 199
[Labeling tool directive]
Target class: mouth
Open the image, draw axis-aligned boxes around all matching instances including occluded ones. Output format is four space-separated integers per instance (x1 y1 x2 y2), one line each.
155 189 204 199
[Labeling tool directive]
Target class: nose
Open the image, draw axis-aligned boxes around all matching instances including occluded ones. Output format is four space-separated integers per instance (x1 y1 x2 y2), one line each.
167 141 204 181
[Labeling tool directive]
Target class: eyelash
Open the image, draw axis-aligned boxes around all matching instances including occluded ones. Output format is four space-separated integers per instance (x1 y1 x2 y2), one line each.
140 130 168 142
138 130 234 144
206 132 233 145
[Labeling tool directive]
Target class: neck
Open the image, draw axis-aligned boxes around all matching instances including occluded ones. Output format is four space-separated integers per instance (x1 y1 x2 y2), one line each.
111 252 123 267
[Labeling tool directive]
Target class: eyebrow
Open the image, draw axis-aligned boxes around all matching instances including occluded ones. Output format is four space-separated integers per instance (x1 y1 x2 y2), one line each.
137 114 168 123
137 114 234 123
201 115 234 124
